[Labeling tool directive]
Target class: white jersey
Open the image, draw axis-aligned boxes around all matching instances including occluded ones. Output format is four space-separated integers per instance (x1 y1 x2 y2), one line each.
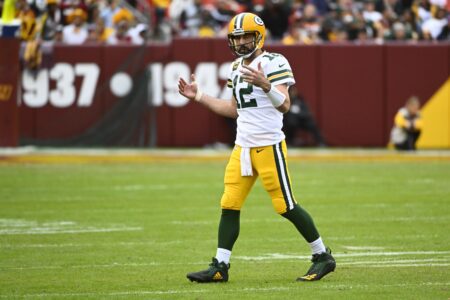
227 51 295 148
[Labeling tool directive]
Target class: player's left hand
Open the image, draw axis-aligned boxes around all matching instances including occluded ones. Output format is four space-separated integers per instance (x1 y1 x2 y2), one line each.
240 62 271 93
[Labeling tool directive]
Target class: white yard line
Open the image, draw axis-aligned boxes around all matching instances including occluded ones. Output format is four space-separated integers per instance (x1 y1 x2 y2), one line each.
361 263 450 267
1 241 183 249
235 251 450 261
342 246 385 251
0 227 142 235
0 218 143 235
2 254 450 271
338 258 450 265
0 282 448 298
0 262 206 271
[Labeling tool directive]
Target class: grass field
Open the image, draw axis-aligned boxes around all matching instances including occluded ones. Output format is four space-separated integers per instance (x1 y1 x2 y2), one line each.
0 150 449 299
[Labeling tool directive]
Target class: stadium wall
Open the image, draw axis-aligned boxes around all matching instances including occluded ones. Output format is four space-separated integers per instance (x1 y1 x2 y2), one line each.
4 39 450 148
0 38 20 147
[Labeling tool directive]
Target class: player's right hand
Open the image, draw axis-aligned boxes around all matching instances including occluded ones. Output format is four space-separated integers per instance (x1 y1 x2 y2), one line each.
178 74 198 101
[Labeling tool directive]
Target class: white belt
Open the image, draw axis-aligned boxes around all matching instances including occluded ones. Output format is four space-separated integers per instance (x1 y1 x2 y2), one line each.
240 147 253 177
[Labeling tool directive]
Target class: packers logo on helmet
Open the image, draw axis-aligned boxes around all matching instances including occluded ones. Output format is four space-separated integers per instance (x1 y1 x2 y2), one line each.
228 13 266 58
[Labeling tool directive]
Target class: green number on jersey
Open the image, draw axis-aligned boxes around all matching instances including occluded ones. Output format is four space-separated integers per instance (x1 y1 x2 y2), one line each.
262 53 280 61
233 76 257 109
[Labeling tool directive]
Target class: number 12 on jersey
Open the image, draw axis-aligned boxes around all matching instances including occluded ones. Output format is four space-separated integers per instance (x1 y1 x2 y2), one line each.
233 76 257 109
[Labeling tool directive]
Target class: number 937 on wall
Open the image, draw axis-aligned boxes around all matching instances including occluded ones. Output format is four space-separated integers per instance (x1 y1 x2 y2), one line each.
21 63 100 108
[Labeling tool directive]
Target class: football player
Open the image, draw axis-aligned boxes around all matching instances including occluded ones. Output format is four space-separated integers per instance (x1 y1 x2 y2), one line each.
178 12 336 283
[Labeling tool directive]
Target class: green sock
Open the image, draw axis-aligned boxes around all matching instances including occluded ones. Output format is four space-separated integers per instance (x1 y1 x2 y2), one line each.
282 204 320 243
218 209 240 250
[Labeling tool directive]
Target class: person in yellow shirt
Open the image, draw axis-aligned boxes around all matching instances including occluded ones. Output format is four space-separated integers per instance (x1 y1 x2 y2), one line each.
16 0 37 41
390 96 423 151
282 20 314 45
89 18 114 43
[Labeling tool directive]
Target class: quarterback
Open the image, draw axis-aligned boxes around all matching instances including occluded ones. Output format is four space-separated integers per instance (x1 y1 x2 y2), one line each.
178 12 336 283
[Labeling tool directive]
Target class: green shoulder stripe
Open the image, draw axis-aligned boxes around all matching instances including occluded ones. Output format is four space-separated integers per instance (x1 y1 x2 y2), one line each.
267 69 292 78
269 74 294 83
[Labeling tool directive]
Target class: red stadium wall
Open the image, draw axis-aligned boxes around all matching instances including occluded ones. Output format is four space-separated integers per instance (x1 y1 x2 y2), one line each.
0 39 20 147
5 39 450 147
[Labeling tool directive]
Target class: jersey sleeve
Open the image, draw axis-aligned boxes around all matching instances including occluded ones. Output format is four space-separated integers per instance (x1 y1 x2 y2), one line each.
414 114 423 130
265 54 296 87
394 109 408 128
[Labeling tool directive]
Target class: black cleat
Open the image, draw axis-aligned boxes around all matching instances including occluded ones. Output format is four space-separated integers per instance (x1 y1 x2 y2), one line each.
187 258 230 283
297 247 336 281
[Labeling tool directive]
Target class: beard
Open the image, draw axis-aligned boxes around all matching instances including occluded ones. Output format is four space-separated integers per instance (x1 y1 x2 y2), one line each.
236 40 255 55
237 45 252 55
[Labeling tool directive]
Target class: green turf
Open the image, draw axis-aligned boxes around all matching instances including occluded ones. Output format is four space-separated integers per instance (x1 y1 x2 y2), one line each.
0 159 449 299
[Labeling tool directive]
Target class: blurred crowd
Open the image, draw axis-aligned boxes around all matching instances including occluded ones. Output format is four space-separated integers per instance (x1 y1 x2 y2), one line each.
1 0 449 46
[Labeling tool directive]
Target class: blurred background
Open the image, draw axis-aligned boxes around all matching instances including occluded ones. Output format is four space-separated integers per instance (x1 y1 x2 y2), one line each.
0 0 449 149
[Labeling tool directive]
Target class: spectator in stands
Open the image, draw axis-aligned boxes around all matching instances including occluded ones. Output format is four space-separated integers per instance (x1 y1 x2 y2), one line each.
62 8 88 44
60 0 88 25
100 0 121 28
198 9 218 37
107 8 134 44
39 0 62 41
128 23 149 44
363 0 383 23
283 19 315 44
390 96 423 151
385 21 412 40
85 0 100 24
415 0 433 26
25 0 47 17
302 3 322 41
176 0 204 36
399 10 419 40
236 0 253 13
151 0 171 39
355 27 371 43
283 86 327 147
421 7 448 40
319 6 344 41
311 0 330 16
209 0 240 31
260 0 292 40
126 0 137 8
16 0 38 41
88 17 114 42
7 0 450 44
345 10 369 40
331 27 350 42
168 0 191 35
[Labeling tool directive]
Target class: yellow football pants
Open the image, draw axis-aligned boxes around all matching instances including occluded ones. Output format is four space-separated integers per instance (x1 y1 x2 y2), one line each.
220 141 297 214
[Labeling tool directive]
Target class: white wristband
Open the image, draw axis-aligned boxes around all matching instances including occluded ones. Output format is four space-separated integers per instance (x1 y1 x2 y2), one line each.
265 85 286 108
194 89 203 102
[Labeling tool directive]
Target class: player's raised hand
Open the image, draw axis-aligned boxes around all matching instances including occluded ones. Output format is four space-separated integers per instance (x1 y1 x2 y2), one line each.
178 74 198 101
240 63 271 92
